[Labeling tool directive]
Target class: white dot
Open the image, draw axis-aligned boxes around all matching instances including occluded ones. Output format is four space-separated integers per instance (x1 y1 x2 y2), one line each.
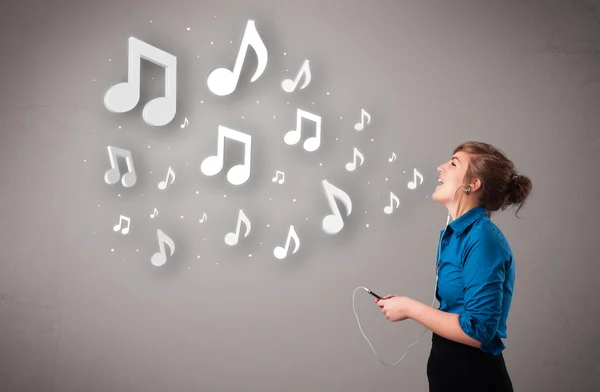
93 231 96 234
267 224 270 227
256 100 259 103
97 204 100 207
403 171 406 174
284 52 287 55
214 15 217 17
319 163 323 166
118 194 121 197
187 27 191 31
204 238 206 241
269 197 272 201
181 216 184 219
367 182 370 184
150 171 153 174
189 267 191 269
200 100 204 103
340 117 343 119
123 259 125 262
83 159 86 162
148 145 151 148
241 116 244 119
335 138 338 141
260 242 263 245
168 146 170 149
224 194 227 198
312 102 315 104
150 20 152 23
210 41 213 45
293 198 296 202
118 125 121 129
186 162 189 165
371 139 374 142
365 211 367 214
136 249 139 252
196 191 199 194
286 69 289 72
305 217 309 220
109 59 111 61
326 92 330 95
230 40 232 43
111 248 114 252
249 254 252 257
385 178 388 181
273 115 276 118
93 79 96 82
366 224 370 228
197 55 200 58
287 102 290 104
197 255 200 259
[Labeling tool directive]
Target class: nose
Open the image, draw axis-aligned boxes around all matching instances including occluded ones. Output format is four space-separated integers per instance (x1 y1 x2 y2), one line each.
437 165 443 174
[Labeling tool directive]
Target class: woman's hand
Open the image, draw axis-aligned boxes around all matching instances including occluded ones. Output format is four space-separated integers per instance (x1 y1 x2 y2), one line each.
375 294 414 322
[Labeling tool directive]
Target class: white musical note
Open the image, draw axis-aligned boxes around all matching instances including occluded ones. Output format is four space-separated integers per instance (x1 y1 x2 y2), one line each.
207 20 268 96
104 37 177 126
321 180 353 235
272 170 285 184
224 209 251 246
284 109 321 152
388 152 396 162
281 59 311 92
201 125 252 185
274 225 300 260
158 166 175 190
150 208 158 219
408 168 424 190
384 192 400 214
199 212 208 223
180 117 189 128
345 147 365 172
354 108 371 131
151 229 175 267
104 146 137 187
113 214 131 235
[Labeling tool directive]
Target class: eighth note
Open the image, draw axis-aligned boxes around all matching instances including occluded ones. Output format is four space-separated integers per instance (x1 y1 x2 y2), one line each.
272 170 285 184
321 179 353 235
354 108 371 131
345 147 364 172
281 59 311 93
408 168 424 190
224 209 251 246
384 192 400 215
113 214 131 235
151 229 175 267
389 152 396 162
180 117 189 128
274 225 300 260
150 208 158 219
199 212 207 223
158 166 175 190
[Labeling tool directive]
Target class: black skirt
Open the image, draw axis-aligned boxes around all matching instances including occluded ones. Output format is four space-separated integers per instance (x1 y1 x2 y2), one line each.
427 333 514 392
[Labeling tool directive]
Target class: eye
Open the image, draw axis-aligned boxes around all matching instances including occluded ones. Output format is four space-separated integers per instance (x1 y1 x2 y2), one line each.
451 162 456 167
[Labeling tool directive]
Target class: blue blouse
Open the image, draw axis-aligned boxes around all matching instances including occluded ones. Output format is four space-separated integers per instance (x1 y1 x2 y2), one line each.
436 205 515 356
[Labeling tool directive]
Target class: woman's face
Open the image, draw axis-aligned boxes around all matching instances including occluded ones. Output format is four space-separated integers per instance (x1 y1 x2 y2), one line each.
432 151 471 206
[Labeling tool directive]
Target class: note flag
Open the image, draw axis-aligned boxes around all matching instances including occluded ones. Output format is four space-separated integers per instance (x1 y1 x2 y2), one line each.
113 215 131 235
321 179 353 235
281 59 311 93
201 126 252 185
284 109 322 152
345 147 364 172
384 192 400 214
151 229 175 267
104 37 177 127
104 146 137 187
407 168 424 190
274 225 300 260
354 108 371 131
224 209 251 246
207 20 268 96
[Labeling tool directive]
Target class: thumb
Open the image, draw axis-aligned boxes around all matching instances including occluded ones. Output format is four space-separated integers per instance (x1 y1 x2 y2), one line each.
382 294 395 299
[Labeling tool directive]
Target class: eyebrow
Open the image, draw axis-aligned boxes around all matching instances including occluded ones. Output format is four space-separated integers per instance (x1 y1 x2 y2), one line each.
451 157 460 163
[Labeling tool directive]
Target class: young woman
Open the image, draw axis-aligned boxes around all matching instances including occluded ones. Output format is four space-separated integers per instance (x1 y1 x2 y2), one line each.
376 141 532 391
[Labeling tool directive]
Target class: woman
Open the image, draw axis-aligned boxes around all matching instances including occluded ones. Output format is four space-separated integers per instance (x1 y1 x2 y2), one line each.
376 141 532 392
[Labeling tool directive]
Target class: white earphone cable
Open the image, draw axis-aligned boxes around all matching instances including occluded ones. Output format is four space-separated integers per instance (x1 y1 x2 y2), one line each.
353 184 466 366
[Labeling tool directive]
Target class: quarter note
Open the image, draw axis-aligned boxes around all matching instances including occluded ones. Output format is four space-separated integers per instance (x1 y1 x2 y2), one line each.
354 108 371 131
104 146 137 187
151 229 175 267
104 37 177 126
284 108 321 152
281 59 311 93
384 192 400 214
113 215 131 234
224 209 251 246
272 170 285 184
158 166 175 190
274 225 300 260
407 168 424 190
200 125 252 185
321 179 353 235
207 20 268 96
345 147 364 172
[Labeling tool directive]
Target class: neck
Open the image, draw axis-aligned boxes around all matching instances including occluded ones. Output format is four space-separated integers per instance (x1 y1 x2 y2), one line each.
448 198 478 221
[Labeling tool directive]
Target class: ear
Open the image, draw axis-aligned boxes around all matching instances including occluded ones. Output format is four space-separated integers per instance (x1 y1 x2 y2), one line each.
471 178 482 192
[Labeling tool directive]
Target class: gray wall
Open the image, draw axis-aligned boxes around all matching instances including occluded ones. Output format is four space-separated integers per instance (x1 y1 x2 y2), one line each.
1 0 599 391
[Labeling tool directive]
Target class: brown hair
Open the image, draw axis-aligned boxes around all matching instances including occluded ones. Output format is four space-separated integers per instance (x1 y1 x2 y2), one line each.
454 141 532 218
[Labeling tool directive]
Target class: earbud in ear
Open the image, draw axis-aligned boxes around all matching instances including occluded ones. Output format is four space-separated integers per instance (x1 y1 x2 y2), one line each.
464 184 474 195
